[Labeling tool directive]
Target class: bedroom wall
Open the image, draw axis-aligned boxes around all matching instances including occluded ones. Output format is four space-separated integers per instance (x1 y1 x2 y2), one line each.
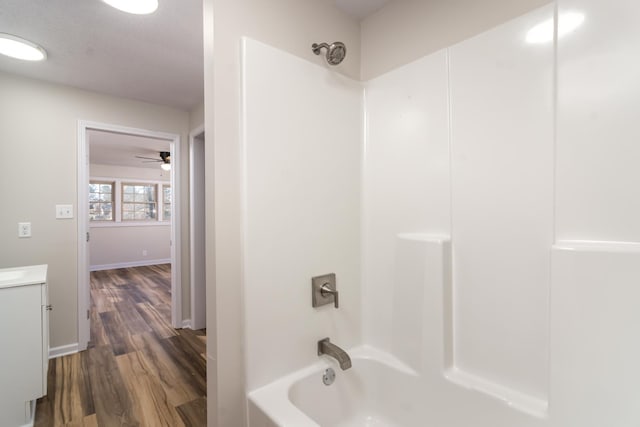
89 164 171 270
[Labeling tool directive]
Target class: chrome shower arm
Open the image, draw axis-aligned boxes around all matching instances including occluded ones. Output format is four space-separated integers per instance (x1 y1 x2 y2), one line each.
312 42 330 55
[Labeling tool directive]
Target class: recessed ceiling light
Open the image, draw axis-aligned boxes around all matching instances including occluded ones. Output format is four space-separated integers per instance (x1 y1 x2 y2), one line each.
102 0 158 15
0 33 47 61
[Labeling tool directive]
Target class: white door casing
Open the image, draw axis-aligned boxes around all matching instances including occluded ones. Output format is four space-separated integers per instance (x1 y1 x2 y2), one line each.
189 125 206 330
77 120 182 350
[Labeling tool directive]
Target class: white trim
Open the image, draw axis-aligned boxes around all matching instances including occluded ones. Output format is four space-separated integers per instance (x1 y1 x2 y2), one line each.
189 124 205 137
78 120 183 352
189 124 206 330
48 343 79 359
77 122 90 351
182 318 192 329
90 258 171 272
90 221 170 228
170 127 182 329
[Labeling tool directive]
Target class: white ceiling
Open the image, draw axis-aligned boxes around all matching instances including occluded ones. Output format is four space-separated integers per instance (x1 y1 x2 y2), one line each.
334 0 391 20
89 129 171 169
0 0 391 114
0 0 390 171
0 0 203 111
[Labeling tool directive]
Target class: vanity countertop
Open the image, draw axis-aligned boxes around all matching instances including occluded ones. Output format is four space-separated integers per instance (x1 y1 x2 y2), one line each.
0 264 48 289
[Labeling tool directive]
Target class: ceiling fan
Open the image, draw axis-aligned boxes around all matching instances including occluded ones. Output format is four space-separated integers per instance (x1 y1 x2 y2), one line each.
135 151 171 171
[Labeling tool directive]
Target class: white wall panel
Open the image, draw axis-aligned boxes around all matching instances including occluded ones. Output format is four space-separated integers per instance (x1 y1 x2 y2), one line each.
449 5 554 401
556 0 640 241
551 245 640 426
392 234 452 375
360 0 550 80
242 38 362 391
363 51 451 352
210 0 361 421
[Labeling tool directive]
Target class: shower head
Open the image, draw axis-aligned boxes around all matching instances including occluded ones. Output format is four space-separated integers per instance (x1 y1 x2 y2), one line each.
312 41 346 66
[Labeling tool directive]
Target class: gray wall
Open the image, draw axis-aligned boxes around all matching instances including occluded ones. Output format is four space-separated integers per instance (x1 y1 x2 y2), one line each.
0 71 192 348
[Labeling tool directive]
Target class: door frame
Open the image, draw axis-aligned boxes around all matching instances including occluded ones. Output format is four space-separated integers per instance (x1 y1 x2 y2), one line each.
189 124 206 330
77 120 182 351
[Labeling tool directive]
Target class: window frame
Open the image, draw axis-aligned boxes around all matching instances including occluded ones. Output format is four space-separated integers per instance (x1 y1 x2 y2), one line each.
121 182 158 222
161 184 171 222
89 180 115 222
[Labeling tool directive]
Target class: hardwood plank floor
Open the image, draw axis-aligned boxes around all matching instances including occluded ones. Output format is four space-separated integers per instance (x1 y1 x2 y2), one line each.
35 264 207 427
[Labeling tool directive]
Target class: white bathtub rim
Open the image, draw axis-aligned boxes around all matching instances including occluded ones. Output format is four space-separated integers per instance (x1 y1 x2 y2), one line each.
247 345 417 426
249 364 322 427
444 366 549 419
348 345 419 376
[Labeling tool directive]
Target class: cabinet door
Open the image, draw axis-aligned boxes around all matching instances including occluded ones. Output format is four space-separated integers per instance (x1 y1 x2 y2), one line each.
0 284 43 402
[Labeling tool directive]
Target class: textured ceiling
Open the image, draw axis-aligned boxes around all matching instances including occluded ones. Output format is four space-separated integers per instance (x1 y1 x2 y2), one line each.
0 0 203 111
0 0 392 112
89 129 171 169
334 0 390 20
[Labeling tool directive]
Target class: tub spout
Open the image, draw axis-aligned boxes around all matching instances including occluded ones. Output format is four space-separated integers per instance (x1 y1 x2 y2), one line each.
317 338 351 370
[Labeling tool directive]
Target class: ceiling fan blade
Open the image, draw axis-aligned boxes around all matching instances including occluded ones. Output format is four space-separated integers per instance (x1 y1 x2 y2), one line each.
141 160 162 163
135 155 161 161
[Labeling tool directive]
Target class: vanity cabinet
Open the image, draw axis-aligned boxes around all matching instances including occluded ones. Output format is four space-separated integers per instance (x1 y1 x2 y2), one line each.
0 265 49 427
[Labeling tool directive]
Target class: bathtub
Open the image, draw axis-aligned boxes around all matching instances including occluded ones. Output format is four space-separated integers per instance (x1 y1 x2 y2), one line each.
248 346 546 427
248 346 419 427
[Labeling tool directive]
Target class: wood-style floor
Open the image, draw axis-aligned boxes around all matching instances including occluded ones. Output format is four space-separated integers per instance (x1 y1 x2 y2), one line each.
35 264 207 426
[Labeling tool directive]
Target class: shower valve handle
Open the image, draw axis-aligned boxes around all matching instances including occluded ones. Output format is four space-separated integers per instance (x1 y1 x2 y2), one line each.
320 283 339 308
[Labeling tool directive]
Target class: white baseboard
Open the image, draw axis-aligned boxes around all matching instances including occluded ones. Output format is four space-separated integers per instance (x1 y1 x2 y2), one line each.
21 400 36 427
90 258 171 272
181 319 192 329
49 343 79 359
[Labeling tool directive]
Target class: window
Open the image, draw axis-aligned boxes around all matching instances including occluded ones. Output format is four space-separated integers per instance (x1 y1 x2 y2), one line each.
89 177 170 225
162 185 171 221
89 181 114 221
122 183 157 221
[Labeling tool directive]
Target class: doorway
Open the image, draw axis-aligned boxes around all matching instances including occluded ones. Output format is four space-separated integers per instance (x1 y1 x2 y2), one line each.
77 121 182 351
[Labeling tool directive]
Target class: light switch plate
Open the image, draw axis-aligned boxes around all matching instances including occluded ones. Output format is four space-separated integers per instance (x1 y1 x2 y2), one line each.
18 222 31 238
56 204 74 219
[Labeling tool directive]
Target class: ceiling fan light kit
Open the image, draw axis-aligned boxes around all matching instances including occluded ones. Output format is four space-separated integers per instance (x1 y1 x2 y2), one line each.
135 151 171 170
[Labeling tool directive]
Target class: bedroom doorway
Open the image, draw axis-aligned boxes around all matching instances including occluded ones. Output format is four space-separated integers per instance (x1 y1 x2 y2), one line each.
77 121 182 351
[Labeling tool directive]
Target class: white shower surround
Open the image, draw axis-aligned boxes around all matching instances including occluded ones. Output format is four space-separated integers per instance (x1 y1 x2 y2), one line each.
242 0 640 424
241 37 363 393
